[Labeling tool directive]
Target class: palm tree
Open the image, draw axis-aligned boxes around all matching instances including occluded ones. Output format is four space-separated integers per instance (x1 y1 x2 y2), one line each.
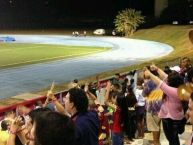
114 8 145 37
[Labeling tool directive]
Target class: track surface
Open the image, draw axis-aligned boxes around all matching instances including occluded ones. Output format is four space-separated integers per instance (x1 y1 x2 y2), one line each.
0 35 173 99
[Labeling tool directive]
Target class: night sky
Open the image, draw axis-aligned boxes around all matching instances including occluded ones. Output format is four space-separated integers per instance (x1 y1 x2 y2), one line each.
0 0 154 29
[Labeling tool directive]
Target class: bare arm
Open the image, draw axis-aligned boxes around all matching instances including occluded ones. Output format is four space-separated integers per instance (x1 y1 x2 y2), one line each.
144 69 161 86
7 117 23 145
42 97 49 107
86 91 97 100
47 91 67 115
96 75 100 89
84 83 97 100
104 81 111 103
17 128 29 145
150 64 168 80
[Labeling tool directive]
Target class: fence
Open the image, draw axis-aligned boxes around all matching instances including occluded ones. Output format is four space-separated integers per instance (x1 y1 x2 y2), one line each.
0 57 182 119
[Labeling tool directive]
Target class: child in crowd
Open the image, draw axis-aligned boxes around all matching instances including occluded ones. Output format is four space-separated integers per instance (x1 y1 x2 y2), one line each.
105 81 128 145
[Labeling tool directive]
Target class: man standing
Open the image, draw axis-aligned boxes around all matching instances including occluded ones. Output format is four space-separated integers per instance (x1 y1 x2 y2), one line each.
47 88 99 145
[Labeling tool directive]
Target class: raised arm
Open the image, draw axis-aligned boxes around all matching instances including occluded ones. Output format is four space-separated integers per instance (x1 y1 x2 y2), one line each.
150 64 168 80
96 75 100 90
7 117 24 145
84 83 97 100
46 91 67 115
104 81 111 103
144 69 161 86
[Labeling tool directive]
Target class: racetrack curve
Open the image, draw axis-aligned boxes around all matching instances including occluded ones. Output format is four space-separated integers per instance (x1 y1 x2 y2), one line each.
0 35 173 99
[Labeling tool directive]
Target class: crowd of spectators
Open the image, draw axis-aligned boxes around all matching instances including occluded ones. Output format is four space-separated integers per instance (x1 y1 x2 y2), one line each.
0 57 193 145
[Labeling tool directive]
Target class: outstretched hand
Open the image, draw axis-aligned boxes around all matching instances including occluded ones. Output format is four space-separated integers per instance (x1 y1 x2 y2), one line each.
143 68 151 78
10 116 24 133
106 81 111 91
150 63 158 71
46 90 55 100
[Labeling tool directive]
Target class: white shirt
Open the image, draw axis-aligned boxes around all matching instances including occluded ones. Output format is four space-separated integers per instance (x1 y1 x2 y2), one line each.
135 88 145 106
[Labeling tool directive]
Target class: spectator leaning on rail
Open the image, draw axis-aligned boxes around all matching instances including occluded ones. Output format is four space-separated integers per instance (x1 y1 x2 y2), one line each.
144 64 185 145
47 88 100 145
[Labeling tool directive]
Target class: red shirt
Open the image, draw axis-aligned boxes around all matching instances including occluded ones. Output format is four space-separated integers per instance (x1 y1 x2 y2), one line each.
112 107 122 133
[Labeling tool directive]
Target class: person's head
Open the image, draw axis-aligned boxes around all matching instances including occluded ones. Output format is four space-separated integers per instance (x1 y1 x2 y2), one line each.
4 110 15 120
70 79 79 88
17 105 31 116
115 73 120 79
24 107 52 137
33 111 75 145
127 85 135 95
28 107 51 124
167 71 184 88
1 120 9 131
111 82 121 92
188 93 193 124
180 57 191 69
164 66 172 75
64 88 88 114
143 66 159 80
113 93 129 131
187 68 193 83
111 91 120 104
137 78 144 87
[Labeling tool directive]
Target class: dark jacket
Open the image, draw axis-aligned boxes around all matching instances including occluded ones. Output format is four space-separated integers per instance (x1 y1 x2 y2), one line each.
72 111 99 145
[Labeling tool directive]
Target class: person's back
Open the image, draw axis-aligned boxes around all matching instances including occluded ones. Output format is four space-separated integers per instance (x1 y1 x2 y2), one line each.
72 111 99 145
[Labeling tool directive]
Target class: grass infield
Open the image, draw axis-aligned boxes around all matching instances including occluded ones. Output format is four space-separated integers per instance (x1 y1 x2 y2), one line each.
0 43 109 69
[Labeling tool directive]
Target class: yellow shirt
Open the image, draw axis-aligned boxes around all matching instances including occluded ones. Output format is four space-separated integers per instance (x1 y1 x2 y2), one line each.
0 130 9 145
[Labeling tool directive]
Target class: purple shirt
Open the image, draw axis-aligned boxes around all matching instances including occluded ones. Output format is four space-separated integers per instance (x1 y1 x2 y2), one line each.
158 81 184 120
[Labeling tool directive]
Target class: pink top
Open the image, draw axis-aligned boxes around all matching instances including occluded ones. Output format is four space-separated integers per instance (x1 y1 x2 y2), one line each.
158 81 184 120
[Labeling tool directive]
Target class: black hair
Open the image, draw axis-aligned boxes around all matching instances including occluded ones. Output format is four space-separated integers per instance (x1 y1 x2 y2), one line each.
164 66 172 75
1 120 8 131
130 78 134 85
73 79 78 83
191 92 193 101
115 93 129 133
68 88 88 113
115 73 120 77
35 111 75 145
28 107 51 124
126 86 137 107
167 71 184 88
187 68 193 83
112 82 121 90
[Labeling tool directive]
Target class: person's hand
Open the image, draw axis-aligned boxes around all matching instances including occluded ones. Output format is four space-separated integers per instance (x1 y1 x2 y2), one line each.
94 100 100 105
46 90 56 100
144 69 151 78
84 83 89 93
150 64 158 71
106 81 111 90
10 116 24 134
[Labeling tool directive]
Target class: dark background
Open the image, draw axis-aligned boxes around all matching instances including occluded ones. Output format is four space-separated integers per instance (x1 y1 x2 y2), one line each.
0 0 192 29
